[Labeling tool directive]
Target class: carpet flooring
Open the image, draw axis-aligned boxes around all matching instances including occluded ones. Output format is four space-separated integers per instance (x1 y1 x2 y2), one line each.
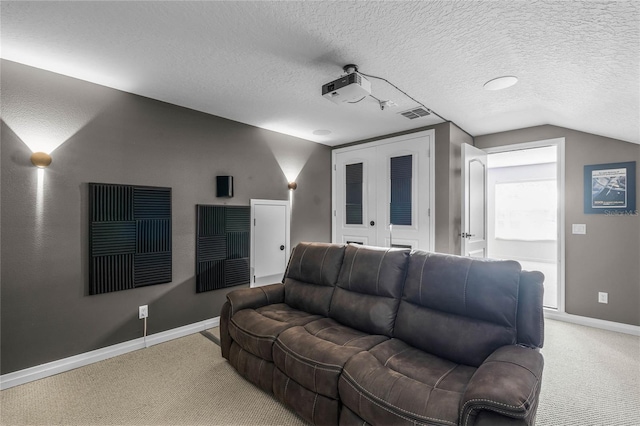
1 319 639 425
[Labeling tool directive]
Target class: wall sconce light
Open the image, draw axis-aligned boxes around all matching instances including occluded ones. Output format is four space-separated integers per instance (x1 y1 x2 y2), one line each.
288 182 297 190
30 152 52 168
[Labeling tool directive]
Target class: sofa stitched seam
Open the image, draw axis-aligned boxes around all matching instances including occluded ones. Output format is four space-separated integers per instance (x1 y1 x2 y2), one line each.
460 377 539 425
275 340 344 371
462 405 528 426
283 351 289 377
349 247 359 290
462 261 472 312
418 253 429 305
311 393 319 423
260 287 269 305
299 245 310 278
313 324 339 337
384 374 403 403
230 319 278 341
383 347 413 367
284 376 290 400
376 250 387 295
313 364 318 393
283 245 296 283
341 373 455 426
483 359 539 379
319 246 329 285
341 335 366 347
433 364 459 389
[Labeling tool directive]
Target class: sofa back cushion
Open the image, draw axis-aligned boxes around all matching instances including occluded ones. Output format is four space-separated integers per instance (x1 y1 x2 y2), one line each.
394 251 521 367
329 244 409 336
283 242 346 316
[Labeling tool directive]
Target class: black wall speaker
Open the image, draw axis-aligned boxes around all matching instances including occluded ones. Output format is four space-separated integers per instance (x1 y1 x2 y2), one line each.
216 176 233 197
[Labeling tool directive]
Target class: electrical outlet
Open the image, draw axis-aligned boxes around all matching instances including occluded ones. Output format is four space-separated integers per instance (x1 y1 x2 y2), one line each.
139 305 148 319
598 292 608 304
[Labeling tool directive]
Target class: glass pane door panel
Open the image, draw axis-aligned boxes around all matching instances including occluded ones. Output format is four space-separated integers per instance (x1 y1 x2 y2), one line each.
390 155 412 226
345 163 363 225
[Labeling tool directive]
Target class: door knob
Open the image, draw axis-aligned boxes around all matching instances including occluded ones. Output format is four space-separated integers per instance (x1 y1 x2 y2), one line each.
370 221 375 226
280 245 285 250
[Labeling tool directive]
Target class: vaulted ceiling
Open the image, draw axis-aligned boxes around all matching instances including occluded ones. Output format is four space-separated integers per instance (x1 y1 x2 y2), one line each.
1 1 638 146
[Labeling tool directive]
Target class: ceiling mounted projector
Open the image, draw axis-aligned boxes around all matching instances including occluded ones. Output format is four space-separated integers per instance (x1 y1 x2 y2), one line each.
322 71 371 104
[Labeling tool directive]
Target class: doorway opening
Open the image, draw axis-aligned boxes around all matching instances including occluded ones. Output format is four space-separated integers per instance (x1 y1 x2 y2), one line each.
486 142 563 310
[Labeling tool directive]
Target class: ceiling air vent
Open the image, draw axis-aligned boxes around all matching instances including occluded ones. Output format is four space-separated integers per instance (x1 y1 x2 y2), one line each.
399 107 431 119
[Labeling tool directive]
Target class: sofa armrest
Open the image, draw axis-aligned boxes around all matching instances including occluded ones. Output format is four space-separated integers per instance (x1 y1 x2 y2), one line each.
460 345 544 425
226 283 285 316
220 283 285 360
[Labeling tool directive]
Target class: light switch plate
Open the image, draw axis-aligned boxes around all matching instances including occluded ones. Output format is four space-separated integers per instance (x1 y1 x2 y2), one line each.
572 224 587 234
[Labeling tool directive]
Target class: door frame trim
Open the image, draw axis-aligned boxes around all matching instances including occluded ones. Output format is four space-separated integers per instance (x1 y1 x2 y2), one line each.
331 129 436 251
483 138 566 313
250 199 290 288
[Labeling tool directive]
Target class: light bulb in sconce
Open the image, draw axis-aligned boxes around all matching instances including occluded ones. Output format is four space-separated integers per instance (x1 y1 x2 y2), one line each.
288 182 298 191
31 152 53 168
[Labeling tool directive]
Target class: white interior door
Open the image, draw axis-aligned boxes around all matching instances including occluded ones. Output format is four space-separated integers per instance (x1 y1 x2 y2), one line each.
251 199 290 287
376 139 430 249
334 147 377 245
461 143 488 257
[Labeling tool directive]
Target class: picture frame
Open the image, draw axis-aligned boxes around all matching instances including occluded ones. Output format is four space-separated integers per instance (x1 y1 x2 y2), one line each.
584 161 636 215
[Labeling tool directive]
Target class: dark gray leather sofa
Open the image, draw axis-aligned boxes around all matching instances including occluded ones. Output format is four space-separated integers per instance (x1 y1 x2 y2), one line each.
220 242 545 426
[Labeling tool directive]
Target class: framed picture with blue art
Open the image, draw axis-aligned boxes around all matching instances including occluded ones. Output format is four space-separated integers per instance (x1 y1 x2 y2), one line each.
584 161 636 214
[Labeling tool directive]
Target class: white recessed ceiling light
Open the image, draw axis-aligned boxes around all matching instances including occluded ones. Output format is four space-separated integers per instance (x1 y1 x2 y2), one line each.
312 129 332 136
483 76 518 91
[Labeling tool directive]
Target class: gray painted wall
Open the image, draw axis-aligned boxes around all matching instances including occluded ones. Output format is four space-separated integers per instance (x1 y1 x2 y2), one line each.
1 61 331 374
476 125 640 326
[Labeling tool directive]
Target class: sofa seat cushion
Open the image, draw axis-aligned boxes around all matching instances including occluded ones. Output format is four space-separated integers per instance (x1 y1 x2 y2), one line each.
228 303 321 361
273 318 388 399
339 339 476 426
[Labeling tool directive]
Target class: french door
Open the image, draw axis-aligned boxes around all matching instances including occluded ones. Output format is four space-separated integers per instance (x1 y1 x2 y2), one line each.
332 130 434 251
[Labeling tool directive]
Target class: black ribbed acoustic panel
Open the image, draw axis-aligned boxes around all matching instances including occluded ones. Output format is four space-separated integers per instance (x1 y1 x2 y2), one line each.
196 205 250 293
89 183 172 295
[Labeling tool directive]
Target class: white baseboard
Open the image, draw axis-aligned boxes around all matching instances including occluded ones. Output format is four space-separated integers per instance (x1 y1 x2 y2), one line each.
544 310 640 336
0 317 220 391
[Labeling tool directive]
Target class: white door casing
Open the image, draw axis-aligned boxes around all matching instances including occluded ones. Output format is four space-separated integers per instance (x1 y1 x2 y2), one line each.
482 138 566 313
250 199 290 287
461 143 488 257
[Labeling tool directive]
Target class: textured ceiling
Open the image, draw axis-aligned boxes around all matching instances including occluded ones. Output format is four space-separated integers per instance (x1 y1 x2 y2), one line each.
1 1 638 146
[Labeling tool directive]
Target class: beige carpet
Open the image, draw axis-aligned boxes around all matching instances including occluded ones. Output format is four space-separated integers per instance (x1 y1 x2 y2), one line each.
1 319 639 425
0 330 306 426
536 319 640 426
